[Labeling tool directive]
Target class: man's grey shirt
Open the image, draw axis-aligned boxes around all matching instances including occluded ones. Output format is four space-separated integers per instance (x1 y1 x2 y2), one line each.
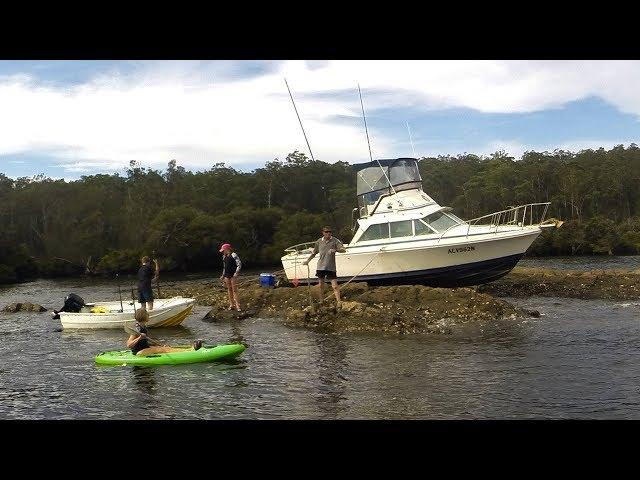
313 236 344 272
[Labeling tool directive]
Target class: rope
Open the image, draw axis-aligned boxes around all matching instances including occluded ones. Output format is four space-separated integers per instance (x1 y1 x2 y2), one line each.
320 249 384 303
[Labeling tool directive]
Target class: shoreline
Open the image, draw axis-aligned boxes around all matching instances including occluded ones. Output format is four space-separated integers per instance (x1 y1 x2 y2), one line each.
478 266 640 300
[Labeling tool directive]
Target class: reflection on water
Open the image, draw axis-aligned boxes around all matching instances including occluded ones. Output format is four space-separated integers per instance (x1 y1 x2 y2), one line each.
131 366 157 395
313 334 349 418
227 321 246 345
1 276 640 419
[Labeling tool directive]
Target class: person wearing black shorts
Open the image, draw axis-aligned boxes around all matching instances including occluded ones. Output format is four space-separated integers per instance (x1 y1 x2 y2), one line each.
303 226 346 307
137 256 159 310
219 243 242 311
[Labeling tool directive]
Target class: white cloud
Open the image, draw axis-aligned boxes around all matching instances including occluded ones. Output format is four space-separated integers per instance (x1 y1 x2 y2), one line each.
470 138 638 161
1 60 640 176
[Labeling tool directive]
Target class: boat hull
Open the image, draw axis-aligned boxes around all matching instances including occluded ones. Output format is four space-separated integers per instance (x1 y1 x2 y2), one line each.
282 228 540 287
359 252 523 287
58 297 196 329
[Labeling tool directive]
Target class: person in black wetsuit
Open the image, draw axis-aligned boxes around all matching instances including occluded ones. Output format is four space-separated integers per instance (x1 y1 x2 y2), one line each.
127 308 152 354
219 243 242 311
127 309 202 356
137 256 159 311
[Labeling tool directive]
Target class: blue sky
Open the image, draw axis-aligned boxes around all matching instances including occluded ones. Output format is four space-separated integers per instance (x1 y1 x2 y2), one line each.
0 60 638 179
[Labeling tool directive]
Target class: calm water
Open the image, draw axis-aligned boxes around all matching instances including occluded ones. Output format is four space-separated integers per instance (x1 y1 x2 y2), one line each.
520 254 640 270
1 258 639 419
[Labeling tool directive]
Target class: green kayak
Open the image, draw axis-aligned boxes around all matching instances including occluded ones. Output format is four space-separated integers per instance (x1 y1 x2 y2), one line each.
95 343 246 366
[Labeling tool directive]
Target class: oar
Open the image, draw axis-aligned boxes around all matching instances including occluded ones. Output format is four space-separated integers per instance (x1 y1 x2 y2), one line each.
123 323 162 346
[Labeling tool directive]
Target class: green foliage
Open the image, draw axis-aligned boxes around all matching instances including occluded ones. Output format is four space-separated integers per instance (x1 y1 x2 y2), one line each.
96 249 142 274
2 146 640 283
0 264 17 283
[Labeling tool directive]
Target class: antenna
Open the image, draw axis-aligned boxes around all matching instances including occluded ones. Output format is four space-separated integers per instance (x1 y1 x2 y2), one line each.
406 121 416 158
284 78 316 162
358 83 396 194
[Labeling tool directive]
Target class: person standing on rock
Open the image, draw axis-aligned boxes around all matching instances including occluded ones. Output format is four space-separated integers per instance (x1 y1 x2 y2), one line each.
137 256 159 311
219 243 242 311
303 226 346 307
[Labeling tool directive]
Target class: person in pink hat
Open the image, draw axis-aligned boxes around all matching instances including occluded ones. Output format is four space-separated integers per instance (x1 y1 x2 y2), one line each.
219 243 242 311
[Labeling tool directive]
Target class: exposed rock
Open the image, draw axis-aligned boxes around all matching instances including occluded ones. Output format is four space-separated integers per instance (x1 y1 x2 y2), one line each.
479 266 640 300
163 281 530 334
202 308 255 322
3 302 47 313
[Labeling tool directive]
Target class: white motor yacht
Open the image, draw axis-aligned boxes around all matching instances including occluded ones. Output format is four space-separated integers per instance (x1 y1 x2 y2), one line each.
281 158 559 287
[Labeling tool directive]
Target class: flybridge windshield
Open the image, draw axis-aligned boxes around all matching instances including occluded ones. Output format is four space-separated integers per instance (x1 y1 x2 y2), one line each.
355 158 422 196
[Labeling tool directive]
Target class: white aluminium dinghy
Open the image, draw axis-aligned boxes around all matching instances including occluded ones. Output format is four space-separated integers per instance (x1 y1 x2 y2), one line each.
54 296 196 329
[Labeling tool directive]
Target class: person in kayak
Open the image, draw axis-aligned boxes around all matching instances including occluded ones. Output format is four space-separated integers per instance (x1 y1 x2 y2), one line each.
138 256 159 311
303 226 346 307
127 309 202 356
219 243 242 311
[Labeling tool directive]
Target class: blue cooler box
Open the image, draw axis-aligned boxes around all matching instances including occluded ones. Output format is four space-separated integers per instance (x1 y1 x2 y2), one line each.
259 273 276 288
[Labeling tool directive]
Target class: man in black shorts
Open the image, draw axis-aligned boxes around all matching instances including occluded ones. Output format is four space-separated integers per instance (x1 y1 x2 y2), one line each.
303 226 346 306
137 256 159 310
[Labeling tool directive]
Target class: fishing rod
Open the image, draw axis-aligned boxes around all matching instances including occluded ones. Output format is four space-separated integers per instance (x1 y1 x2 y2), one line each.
358 83 396 195
116 273 124 313
152 250 161 298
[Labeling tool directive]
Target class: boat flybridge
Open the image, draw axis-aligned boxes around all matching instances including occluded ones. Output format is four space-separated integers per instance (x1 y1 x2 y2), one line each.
281 158 560 287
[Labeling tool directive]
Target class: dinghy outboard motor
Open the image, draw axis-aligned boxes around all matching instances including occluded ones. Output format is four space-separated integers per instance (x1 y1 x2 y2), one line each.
52 293 86 319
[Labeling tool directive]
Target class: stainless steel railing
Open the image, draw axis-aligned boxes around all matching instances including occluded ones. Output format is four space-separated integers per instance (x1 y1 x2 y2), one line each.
437 202 550 243
283 242 316 254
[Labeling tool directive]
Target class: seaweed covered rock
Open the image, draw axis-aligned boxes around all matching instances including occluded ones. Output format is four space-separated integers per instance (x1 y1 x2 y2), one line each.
282 283 529 333
203 308 255 322
3 302 47 313
164 280 533 334
479 267 640 300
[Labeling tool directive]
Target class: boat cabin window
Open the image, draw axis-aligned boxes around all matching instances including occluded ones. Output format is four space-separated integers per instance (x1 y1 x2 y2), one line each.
390 220 413 238
414 219 436 235
423 211 460 232
446 212 465 224
359 223 390 241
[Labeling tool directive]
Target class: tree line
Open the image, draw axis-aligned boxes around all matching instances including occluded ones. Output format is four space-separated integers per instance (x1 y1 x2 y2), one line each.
1 145 640 283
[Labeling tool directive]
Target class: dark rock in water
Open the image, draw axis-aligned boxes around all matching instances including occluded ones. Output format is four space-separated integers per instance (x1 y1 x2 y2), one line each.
522 308 541 318
202 309 217 321
3 302 47 313
203 308 255 322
